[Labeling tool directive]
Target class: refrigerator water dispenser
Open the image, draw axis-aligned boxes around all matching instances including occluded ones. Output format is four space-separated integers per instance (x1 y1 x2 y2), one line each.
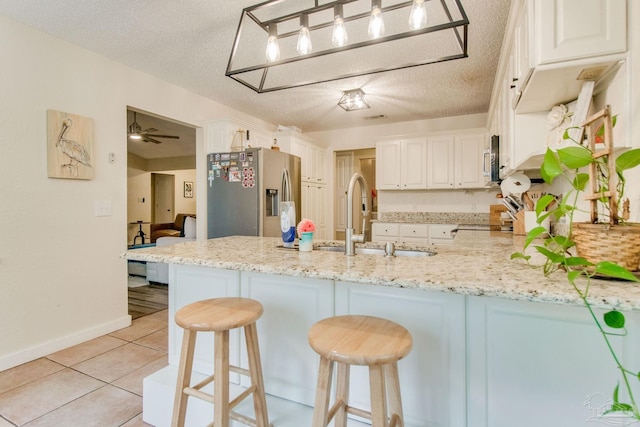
265 189 279 217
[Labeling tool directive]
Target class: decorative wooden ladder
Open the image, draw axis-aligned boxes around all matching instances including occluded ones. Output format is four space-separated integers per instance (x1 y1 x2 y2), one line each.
581 105 618 225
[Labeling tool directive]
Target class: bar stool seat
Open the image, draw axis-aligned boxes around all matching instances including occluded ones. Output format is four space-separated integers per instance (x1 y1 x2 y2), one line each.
171 297 270 427
308 315 413 427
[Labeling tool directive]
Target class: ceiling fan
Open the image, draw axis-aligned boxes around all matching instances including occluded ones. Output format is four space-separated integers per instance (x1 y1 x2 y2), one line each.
128 111 179 144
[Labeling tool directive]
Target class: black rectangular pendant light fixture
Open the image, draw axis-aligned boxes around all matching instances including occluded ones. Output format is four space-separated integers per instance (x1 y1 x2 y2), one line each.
225 0 469 93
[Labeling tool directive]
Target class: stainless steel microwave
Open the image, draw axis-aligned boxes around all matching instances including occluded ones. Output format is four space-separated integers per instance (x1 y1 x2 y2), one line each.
483 135 500 184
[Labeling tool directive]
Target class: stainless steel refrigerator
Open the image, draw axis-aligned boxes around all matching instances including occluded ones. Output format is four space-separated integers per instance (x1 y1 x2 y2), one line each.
207 148 301 238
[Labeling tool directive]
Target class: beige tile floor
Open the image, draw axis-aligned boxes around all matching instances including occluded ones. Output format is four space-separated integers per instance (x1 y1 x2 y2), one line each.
0 310 169 427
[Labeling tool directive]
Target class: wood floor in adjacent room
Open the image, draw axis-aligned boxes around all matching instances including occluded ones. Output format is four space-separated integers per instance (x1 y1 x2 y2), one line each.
128 283 168 320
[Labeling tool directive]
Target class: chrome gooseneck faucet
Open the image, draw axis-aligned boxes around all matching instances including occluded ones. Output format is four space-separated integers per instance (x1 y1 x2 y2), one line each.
345 172 369 256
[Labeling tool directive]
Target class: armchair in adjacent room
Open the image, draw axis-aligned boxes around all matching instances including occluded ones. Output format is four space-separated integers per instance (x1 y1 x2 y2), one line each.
147 215 197 284
149 213 196 243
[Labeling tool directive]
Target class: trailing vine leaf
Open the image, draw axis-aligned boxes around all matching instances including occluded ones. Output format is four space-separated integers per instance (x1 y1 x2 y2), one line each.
536 194 556 217
557 146 594 169
563 256 592 267
535 246 565 263
510 252 531 262
594 262 640 282
573 173 589 191
541 149 563 184
616 149 640 173
549 235 575 251
596 115 618 138
604 310 625 329
567 270 582 284
524 226 546 247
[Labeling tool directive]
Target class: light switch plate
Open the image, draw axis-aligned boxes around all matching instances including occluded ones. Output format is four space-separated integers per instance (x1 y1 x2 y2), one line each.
95 200 112 217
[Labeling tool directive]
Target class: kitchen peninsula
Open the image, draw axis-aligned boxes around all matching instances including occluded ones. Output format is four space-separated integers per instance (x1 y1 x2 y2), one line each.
124 233 640 427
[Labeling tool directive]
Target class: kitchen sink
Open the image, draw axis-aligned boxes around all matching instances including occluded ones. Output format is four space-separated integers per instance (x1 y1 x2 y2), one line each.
314 245 436 257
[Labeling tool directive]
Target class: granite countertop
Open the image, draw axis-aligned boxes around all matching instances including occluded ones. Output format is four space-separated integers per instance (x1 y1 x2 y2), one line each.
122 232 640 311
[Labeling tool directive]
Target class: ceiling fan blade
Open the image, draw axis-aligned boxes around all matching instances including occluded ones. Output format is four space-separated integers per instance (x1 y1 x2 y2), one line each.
144 136 163 144
149 134 180 139
140 128 158 134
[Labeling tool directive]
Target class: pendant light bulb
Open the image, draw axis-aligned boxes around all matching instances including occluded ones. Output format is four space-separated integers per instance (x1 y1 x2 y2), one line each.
368 4 385 39
265 24 280 62
332 5 348 47
297 15 312 55
409 0 428 30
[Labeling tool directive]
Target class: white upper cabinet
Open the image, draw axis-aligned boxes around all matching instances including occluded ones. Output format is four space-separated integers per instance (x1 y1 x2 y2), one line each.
513 0 627 113
276 131 326 183
426 136 455 189
455 134 486 188
427 134 486 189
535 0 626 65
376 140 401 189
376 138 427 190
402 138 428 189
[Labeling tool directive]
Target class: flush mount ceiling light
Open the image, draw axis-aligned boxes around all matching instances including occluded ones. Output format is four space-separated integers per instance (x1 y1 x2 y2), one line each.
338 89 370 111
226 0 469 93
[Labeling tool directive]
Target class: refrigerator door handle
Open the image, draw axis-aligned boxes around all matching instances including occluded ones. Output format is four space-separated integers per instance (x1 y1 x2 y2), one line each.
281 168 292 202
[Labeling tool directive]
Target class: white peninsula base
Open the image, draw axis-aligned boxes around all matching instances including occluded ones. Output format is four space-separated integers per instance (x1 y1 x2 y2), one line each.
141 261 640 427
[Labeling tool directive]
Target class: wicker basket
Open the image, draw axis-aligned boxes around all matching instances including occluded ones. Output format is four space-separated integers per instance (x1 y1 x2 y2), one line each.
572 223 640 271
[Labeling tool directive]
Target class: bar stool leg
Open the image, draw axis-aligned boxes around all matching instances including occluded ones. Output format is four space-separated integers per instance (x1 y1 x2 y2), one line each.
214 330 230 427
311 356 334 427
385 362 404 427
244 322 269 427
334 362 350 427
172 329 197 427
369 364 388 427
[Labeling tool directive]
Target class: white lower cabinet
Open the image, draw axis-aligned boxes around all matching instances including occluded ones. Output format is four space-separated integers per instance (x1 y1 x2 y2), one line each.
145 265 640 427
371 222 400 243
240 272 333 406
335 282 467 427
168 265 241 369
372 222 457 245
467 296 640 427
398 223 429 245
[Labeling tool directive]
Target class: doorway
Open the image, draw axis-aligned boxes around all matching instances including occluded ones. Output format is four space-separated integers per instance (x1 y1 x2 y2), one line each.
152 173 175 224
334 148 376 240
126 108 197 317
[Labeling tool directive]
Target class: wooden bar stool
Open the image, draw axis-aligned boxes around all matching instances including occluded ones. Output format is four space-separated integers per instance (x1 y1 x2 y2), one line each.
171 297 270 427
308 315 413 427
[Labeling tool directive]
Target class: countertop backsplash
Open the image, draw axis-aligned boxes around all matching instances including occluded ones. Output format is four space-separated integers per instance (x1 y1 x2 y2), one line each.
376 211 490 225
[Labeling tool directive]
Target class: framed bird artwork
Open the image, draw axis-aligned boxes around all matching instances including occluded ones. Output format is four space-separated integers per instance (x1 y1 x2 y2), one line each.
47 109 94 180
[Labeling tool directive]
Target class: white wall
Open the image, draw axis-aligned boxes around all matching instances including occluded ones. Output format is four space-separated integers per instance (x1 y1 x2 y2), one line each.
0 14 275 370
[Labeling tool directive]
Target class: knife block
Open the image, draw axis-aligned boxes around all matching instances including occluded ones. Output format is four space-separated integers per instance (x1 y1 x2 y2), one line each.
513 210 526 235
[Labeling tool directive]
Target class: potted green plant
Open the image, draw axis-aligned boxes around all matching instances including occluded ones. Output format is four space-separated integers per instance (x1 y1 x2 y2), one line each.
512 105 640 419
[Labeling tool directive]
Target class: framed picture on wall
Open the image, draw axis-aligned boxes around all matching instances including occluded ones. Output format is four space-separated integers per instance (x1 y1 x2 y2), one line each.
47 109 94 180
184 181 193 198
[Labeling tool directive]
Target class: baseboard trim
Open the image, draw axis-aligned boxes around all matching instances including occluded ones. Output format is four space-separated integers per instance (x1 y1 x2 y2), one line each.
0 314 132 371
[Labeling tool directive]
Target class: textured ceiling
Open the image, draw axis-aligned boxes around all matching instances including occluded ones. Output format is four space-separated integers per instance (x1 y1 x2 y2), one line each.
0 0 511 158
0 0 511 136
